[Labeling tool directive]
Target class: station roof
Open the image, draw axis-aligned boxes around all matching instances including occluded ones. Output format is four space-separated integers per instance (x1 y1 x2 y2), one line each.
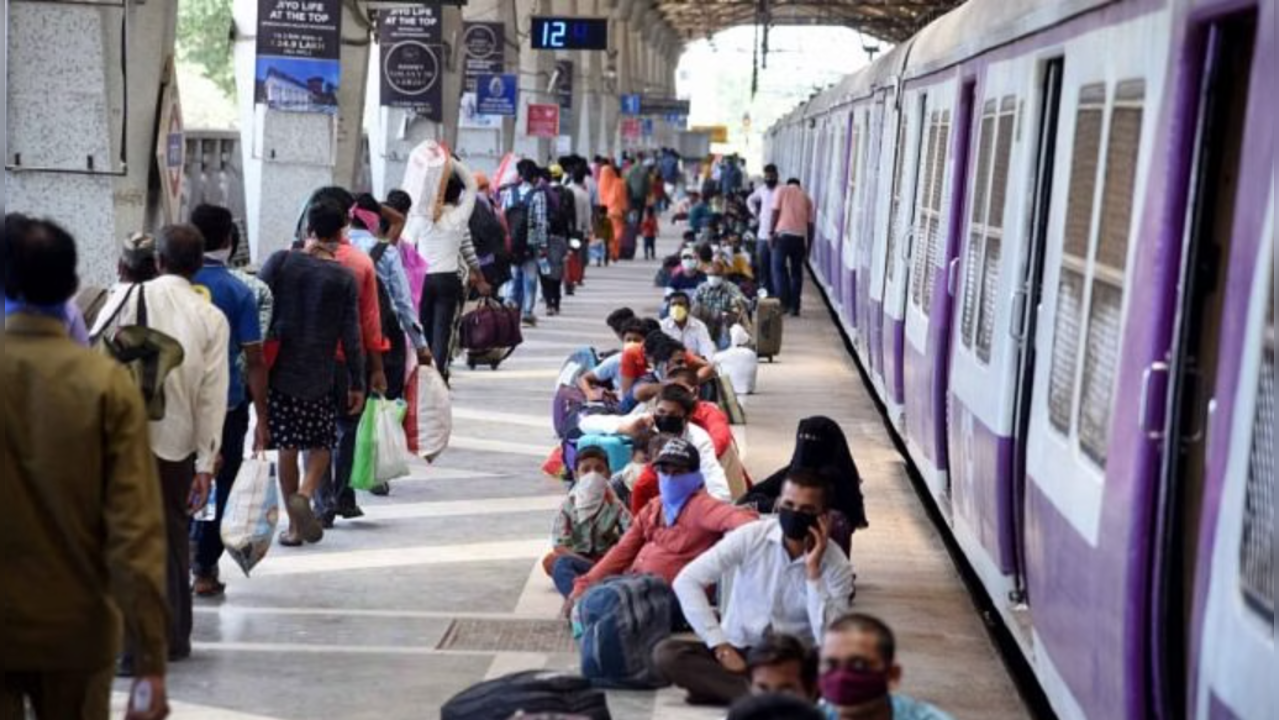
654 0 965 43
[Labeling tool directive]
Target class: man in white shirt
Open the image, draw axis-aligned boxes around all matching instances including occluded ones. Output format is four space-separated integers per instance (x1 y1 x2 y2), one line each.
660 290 717 359
654 469 854 706
747 163 780 296
105 224 230 664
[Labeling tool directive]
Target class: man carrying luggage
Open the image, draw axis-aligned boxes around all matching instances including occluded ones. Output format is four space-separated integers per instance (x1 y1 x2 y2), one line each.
770 178 815 317
504 159 550 326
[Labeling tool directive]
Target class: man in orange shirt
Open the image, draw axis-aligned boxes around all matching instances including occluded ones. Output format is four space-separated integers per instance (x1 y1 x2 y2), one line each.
769 178 815 317
307 188 388 526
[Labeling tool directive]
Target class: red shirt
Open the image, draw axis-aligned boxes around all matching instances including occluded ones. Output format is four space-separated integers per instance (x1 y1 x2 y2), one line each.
335 241 385 359
640 217 659 238
691 401 732 456
573 491 756 597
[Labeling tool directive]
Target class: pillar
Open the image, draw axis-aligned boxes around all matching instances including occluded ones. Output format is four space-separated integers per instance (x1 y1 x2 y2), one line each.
232 0 371 261
452 1 507 175
575 0 600 158
6 1 179 286
550 0 576 158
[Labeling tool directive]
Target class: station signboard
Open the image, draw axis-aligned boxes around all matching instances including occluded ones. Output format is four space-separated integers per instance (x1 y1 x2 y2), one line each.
378 2 444 121
255 0 341 113
462 21 504 92
475 74 518 116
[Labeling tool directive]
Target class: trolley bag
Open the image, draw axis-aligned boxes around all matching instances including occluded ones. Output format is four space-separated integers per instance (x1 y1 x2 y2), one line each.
575 434 633 478
578 574 674 688
460 297 524 352
755 297 784 361
440 669 611 720
618 214 638 260
219 454 279 576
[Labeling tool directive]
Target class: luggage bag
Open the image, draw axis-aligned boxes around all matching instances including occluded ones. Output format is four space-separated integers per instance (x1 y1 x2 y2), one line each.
578 574 674 688
440 669 611 720
755 297 784 361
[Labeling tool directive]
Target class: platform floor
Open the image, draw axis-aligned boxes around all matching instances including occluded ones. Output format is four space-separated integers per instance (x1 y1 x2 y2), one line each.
113 235 1032 719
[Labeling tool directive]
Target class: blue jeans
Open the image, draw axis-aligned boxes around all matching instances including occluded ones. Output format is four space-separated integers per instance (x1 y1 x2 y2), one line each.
552 554 595 597
771 233 806 313
504 258 540 318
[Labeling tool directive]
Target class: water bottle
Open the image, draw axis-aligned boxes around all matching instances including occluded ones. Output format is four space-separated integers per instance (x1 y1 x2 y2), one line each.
194 481 217 521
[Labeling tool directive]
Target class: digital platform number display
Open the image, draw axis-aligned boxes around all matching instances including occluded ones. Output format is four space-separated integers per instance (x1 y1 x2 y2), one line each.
530 17 609 51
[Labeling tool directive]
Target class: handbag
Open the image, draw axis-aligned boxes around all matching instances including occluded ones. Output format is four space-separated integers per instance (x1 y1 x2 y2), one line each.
94 284 185 421
459 297 523 351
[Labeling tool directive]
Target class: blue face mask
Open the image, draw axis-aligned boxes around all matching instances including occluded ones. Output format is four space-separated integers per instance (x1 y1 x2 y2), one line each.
658 471 704 525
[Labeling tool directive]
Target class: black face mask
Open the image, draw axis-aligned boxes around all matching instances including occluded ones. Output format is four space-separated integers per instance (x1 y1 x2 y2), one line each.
765 178 778 189
655 414 687 435
778 507 818 541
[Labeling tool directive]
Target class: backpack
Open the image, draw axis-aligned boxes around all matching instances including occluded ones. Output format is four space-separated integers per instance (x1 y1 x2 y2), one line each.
505 186 542 262
368 243 406 399
545 185 576 239
578 574 674 688
469 197 508 258
93 284 186 421
441 669 611 720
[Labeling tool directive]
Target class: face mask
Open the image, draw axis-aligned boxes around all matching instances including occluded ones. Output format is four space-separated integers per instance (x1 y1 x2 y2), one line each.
819 667 890 707
205 248 232 263
658 471 704 524
654 414 687 435
778 507 818 541
670 304 689 322
681 259 698 272
765 178 778 189
706 275 724 287
570 472 609 523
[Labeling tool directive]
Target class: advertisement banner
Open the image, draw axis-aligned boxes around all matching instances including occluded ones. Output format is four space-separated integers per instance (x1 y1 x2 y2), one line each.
526 104 560 138
462 21 505 92
620 117 641 140
475 74 518 116
459 92 501 129
554 59 573 110
378 3 443 120
255 0 341 113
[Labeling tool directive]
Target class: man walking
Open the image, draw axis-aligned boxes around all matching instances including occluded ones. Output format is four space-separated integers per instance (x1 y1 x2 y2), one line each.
504 159 550 326
189 204 270 597
770 178 815 317
747 164 780 295
3 215 171 719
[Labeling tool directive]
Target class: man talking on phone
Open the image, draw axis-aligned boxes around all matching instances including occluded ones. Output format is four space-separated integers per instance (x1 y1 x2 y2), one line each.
654 469 855 707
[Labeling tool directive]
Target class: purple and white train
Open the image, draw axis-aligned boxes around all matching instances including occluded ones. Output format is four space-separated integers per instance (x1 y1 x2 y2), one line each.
764 0 1273 718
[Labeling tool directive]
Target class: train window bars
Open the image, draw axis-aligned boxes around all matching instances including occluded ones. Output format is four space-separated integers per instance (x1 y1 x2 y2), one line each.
1240 273 1274 626
912 109 951 315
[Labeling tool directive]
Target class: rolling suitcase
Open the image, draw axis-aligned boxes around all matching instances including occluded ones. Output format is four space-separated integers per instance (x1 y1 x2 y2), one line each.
619 212 638 260
755 297 784 361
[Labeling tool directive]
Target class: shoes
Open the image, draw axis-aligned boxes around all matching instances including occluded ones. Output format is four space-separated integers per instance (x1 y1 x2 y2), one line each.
192 575 226 598
521 315 537 327
335 501 364 519
278 530 303 547
319 510 336 529
287 494 324 543
370 481 391 496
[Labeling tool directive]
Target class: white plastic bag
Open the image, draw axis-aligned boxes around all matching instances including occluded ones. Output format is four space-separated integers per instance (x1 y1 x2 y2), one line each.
219 455 279 576
416 363 453 462
715 324 759 395
374 398 412 482
401 140 451 220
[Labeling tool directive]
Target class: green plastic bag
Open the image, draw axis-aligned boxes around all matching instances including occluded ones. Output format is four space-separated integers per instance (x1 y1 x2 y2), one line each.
349 397 380 491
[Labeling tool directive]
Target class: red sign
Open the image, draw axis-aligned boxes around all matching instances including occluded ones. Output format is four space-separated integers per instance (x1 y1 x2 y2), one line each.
621 117 641 140
526 103 560 138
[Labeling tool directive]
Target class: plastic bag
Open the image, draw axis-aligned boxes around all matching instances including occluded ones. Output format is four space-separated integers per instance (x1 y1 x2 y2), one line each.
374 398 412 482
350 398 380 491
416 363 452 462
219 455 279 576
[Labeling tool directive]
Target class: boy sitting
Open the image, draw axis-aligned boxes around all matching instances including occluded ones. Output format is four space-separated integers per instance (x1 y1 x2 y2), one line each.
543 447 632 597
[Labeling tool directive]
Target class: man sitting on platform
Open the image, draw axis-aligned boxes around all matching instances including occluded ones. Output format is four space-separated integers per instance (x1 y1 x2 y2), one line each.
818 613 955 720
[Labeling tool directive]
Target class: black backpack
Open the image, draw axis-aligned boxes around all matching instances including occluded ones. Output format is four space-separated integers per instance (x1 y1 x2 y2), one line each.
546 185 576 239
368 242 406 400
504 187 541 262
469 199 513 287
441 670 610 720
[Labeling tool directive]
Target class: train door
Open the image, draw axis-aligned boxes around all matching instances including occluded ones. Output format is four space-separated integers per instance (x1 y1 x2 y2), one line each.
840 111 862 336
867 89 896 398
1156 9 1269 719
856 107 879 352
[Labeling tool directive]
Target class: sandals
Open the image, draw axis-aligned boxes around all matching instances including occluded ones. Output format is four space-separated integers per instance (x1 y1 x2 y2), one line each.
287 494 324 544
278 531 303 547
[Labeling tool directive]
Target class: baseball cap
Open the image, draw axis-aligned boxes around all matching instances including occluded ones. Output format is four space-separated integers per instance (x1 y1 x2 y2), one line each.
654 437 700 471
121 232 156 269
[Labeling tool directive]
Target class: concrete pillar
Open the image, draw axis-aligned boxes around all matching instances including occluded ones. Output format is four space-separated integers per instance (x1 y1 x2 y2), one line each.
366 5 463 198
453 1 508 173
575 0 599 158
232 0 370 261
513 0 553 161
6 1 179 286
551 0 575 158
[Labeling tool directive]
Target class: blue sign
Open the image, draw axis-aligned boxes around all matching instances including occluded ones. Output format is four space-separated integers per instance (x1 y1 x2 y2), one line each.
641 118 654 137
476 73 517 116
665 113 688 130
620 94 641 115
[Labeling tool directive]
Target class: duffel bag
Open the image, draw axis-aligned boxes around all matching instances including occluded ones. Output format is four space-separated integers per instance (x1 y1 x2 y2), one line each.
578 574 674 688
441 669 611 720
460 297 524 351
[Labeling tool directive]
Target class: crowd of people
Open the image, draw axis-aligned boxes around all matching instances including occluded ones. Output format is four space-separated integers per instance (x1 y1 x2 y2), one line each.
2 144 945 720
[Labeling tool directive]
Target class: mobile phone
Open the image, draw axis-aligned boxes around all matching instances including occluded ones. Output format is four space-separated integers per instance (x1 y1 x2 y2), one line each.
131 679 153 714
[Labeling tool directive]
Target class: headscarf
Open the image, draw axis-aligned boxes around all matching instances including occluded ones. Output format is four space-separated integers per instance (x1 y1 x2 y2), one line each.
570 472 609 523
789 416 867 528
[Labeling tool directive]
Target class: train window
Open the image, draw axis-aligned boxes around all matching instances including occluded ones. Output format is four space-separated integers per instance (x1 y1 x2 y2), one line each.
961 101 997 349
1079 80 1145 466
911 113 941 309
913 110 951 316
1048 83 1106 434
886 116 909 283
844 122 860 249
976 97 1017 361
1240 276 1274 625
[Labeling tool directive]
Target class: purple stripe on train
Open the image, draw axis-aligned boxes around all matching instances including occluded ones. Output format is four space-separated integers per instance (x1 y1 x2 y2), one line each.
946 395 1016 572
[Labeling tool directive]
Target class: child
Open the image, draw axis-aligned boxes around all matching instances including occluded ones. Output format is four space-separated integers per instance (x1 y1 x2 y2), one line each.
640 206 659 260
542 447 632 597
591 205 613 267
609 436 652 508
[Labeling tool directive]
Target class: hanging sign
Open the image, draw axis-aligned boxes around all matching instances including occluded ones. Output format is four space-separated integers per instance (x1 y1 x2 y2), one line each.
255 0 341 113
475 74 518 116
459 92 501 129
462 21 505 92
620 117 641 140
620 94 641 115
641 117 654 137
378 2 444 120
639 96 690 116
554 59 574 111
155 60 184 223
526 103 561 138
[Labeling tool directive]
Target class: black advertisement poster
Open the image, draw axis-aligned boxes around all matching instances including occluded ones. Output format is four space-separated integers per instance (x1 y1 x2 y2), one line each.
255 0 342 113
378 3 443 120
462 21 505 92
554 59 573 111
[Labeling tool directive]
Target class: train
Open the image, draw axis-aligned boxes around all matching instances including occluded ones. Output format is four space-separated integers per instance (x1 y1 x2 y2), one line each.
763 0 1273 718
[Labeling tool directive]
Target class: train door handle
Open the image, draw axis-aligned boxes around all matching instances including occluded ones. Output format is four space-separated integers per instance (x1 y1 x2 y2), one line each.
1008 288 1029 343
1138 361 1170 440
947 257 961 296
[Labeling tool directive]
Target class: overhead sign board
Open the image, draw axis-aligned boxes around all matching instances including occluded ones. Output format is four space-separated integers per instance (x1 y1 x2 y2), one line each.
526 103 561 138
475 74 517 116
639 96 690 116
530 16 609 50
620 94 641 116
462 21 504 92
554 59 573 111
378 3 444 120
155 60 184 224
255 0 341 113
692 124 729 143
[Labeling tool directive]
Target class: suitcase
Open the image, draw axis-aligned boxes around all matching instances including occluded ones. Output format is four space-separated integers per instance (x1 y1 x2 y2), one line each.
576 434 633 477
466 346 516 371
460 297 524 352
441 669 611 720
578 574 674 689
755 297 784 361
618 215 638 260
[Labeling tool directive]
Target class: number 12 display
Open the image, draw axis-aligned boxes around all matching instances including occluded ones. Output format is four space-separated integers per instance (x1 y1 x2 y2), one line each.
530 17 609 51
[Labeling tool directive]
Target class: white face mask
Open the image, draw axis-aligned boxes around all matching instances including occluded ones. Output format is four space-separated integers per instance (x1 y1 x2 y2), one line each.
706 275 724 287
681 259 698 272
205 248 233 263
